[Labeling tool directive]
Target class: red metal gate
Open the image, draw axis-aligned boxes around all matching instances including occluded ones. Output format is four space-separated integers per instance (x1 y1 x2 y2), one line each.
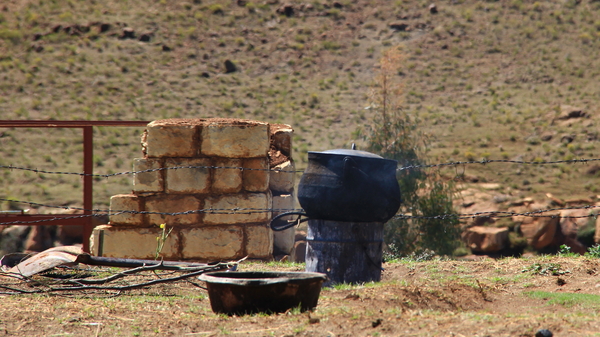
0 120 150 252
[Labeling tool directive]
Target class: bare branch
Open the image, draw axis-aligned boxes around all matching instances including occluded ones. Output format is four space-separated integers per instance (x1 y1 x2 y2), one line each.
0 258 244 296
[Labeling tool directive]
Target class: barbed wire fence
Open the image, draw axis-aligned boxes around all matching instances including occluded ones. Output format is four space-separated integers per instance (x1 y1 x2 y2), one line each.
1 157 599 227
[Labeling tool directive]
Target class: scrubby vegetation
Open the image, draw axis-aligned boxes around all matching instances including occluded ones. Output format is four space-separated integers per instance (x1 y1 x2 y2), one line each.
1 0 599 211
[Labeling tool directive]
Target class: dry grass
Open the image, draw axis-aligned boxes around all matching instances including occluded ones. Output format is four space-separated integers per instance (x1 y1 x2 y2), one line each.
2 257 600 336
0 0 599 209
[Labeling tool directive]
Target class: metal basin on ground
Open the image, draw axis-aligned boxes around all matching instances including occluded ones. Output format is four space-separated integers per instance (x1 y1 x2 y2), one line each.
198 271 327 315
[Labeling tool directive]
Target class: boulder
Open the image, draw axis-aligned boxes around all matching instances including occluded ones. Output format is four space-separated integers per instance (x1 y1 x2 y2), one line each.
556 105 587 120
472 216 495 227
463 226 509 253
0 225 30 255
511 205 536 225
139 33 152 42
276 4 295 17
224 59 237 73
389 22 409 31
565 198 594 205
519 215 559 250
540 132 553 141
98 23 111 33
24 226 55 252
119 27 136 39
560 134 575 144
558 209 592 254
546 193 565 206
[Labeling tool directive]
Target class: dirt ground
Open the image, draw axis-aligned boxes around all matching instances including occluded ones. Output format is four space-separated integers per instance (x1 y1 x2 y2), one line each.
1 257 600 337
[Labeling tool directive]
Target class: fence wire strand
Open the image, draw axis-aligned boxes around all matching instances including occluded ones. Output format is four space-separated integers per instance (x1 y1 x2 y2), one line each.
0 164 304 177
1 198 598 226
398 157 600 171
2 157 600 178
1 157 599 225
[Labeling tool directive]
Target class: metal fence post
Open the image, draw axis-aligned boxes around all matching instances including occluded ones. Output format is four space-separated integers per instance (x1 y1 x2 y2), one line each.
83 126 94 253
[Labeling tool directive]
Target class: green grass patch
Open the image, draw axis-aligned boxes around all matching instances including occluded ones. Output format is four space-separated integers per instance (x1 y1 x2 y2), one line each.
522 263 569 276
525 291 600 308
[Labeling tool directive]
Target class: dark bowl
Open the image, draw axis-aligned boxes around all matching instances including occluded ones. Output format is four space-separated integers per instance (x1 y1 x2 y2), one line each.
198 271 327 315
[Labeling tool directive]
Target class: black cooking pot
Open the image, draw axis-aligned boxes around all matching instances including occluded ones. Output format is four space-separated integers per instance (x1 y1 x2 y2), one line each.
271 147 401 230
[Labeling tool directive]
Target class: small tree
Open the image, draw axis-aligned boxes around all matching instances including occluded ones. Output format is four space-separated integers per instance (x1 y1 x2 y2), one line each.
358 47 461 256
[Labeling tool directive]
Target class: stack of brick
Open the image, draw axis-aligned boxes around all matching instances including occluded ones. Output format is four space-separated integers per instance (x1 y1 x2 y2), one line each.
90 118 295 261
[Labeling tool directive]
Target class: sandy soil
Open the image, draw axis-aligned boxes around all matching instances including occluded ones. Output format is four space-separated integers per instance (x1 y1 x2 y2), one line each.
1 257 600 336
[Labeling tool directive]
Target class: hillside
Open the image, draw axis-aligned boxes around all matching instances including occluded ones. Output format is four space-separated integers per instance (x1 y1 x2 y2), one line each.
0 0 599 210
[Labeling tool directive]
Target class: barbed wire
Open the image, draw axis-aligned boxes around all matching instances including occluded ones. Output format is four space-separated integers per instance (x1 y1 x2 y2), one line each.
0 164 304 177
398 157 600 171
0 197 598 226
1 156 599 226
1 157 600 178
393 204 600 221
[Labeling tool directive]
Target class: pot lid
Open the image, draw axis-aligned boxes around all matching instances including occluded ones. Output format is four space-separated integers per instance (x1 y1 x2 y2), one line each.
317 148 383 159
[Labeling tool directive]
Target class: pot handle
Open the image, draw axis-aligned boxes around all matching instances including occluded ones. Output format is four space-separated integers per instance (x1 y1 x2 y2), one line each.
342 156 355 182
270 211 310 231
343 156 369 182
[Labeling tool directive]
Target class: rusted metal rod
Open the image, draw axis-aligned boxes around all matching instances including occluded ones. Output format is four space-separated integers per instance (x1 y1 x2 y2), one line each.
0 121 150 127
83 126 94 254
0 120 150 253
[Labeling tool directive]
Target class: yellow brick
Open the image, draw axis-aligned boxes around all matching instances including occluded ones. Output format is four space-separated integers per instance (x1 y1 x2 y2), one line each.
200 122 269 158
180 226 243 260
272 194 296 255
245 223 273 259
145 194 200 226
133 158 164 193
109 194 144 226
269 160 295 193
243 157 270 192
204 192 271 225
90 225 179 259
165 158 211 194
212 158 243 194
146 121 198 157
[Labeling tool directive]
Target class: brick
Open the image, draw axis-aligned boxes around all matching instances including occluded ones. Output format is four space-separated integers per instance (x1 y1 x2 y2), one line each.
146 121 197 157
165 158 211 194
243 157 270 192
204 192 271 225
180 226 243 260
245 223 273 259
212 158 242 194
145 194 200 226
269 160 295 193
272 194 295 255
109 194 144 226
133 158 163 193
200 122 269 158
272 193 295 215
90 225 179 259
270 124 293 156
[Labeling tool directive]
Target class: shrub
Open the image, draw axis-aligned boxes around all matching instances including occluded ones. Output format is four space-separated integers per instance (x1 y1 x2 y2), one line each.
208 4 224 14
586 244 600 258
358 47 461 257
0 29 23 45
